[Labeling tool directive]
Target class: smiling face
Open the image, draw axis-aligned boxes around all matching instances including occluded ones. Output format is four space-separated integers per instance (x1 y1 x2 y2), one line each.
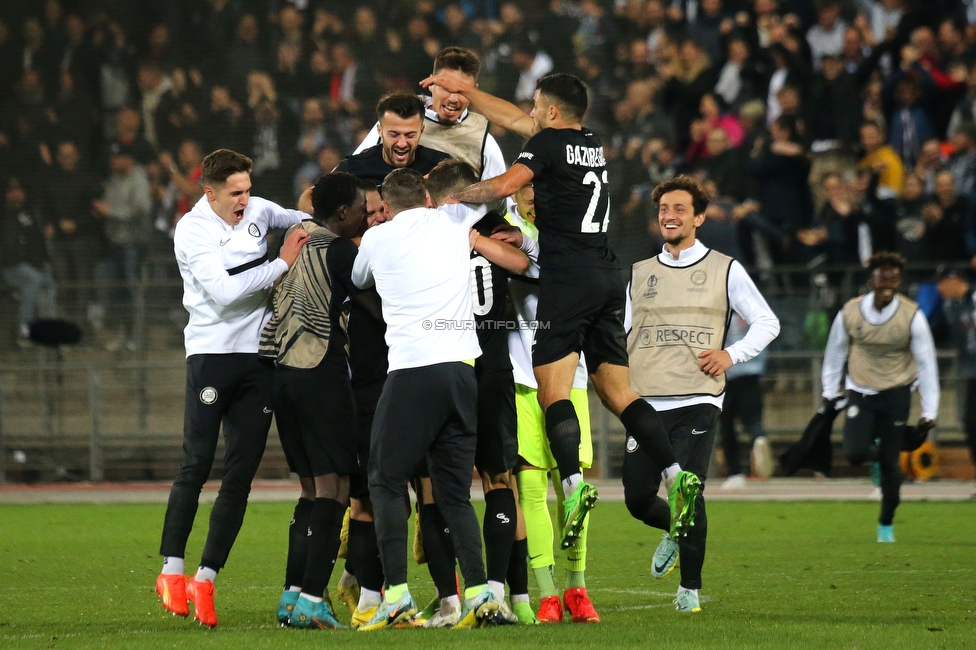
364 188 386 229
206 171 251 226
869 265 902 309
430 71 474 125
657 189 704 250
378 111 424 168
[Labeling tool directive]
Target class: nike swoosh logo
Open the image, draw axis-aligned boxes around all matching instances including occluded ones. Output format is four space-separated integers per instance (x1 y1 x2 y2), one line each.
385 601 412 624
263 407 273 413
691 429 706 435
219 238 230 246
654 550 676 573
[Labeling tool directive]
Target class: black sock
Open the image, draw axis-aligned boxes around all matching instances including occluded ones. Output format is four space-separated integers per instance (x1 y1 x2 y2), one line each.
420 503 458 599
300 498 345 597
545 400 582 482
620 399 675 470
348 518 385 592
483 488 517 584
284 498 313 589
507 537 529 597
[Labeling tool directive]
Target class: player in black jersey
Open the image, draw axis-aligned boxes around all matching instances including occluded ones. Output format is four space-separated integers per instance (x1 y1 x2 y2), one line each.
425 159 532 625
335 91 450 187
421 72 702 549
260 172 373 630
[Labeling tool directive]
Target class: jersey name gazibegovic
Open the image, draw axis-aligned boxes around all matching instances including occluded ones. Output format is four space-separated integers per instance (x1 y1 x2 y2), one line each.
514 127 618 270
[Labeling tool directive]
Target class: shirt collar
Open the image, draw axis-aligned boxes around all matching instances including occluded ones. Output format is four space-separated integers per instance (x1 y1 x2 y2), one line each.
659 240 708 267
861 292 901 319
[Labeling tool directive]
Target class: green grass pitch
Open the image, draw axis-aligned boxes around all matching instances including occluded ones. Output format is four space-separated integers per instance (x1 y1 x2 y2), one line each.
1 500 974 649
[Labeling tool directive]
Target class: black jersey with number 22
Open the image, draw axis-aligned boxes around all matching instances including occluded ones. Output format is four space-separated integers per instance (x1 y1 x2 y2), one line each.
515 127 618 270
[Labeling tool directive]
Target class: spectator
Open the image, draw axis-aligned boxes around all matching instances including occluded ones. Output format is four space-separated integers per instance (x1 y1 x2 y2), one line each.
661 37 718 148
796 172 862 265
136 62 172 152
512 40 554 103
809 53 861 147
858 120 904 197
93 21 136 140
202 84 245 153
922 170 970 262
92 143 152 345
894 172 927 259
806 0 846 70
714 35 759 109
913 137 943 193
855 0 902 45
746 115 814 257
539 0 581 74
947 122 976 197
226 14 265 98
111 107 156 167
247 98 292 206
887 78 935 169
1 180 57 344
156 67 207 154
700 128 746 200
686 0 731 61
44 141 102 318
294 145 341 200
687 92 744 163
157 139 204 237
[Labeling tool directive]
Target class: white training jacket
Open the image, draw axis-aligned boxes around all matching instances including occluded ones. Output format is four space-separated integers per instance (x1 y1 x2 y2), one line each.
174 195 307 357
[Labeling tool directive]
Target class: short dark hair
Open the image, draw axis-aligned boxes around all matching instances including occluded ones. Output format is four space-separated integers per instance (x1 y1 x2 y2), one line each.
311 171 363 221
867 251 906 272
375 91 425 122
650 174 710 215
381 168 427 213
355 176 380 194
433 46 480 78
536 73 588 121
426 159 479 204
201 149 252 186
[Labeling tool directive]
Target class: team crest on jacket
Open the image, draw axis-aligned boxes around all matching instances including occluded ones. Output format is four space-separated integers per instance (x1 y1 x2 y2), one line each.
248 223 260 237
200 387 218 404
626 436 639 453
846 405 859 419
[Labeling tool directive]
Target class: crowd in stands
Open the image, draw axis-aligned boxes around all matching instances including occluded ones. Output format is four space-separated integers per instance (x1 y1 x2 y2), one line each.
1 0 975 346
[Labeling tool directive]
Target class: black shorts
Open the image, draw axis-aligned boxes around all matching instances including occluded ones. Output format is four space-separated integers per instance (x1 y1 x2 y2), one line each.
273 376 358 478
351 381 384 500
474 367 518 475
533 266 629 370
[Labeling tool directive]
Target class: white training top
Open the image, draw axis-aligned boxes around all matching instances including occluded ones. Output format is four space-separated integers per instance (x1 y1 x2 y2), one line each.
351 203 485 372
625 240 781 412
353 98 508 181
506 207 588 390
174 195 307 357
821 293 940 421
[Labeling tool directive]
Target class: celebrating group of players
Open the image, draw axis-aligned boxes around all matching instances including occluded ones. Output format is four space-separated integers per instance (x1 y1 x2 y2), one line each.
152 46 781 631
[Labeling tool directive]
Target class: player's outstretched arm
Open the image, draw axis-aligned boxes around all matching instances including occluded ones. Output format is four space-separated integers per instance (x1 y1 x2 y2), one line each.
452 163 535 205
421 70 537 139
